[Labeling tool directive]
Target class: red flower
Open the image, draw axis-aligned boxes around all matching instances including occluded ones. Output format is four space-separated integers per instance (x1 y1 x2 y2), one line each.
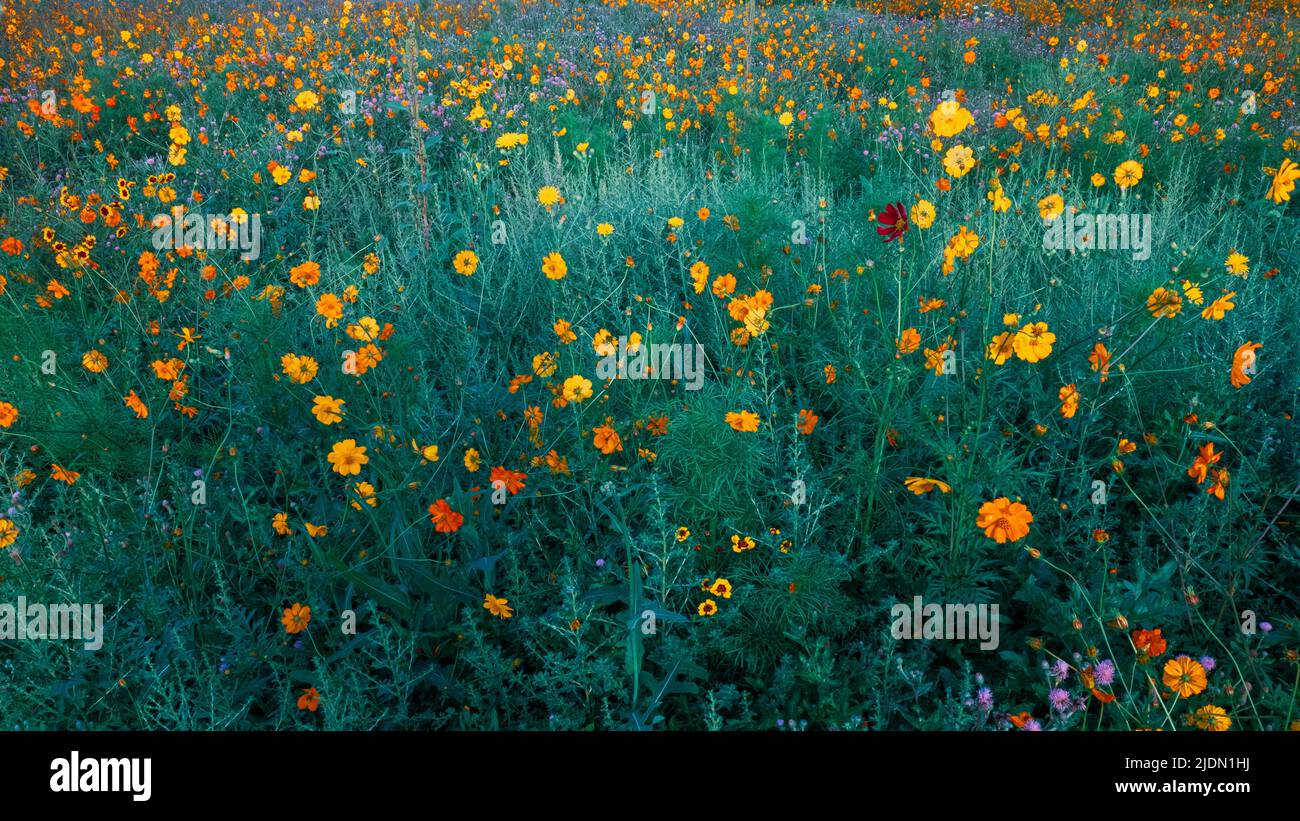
297 687 321 712
876 201 909 242
428 498 464 533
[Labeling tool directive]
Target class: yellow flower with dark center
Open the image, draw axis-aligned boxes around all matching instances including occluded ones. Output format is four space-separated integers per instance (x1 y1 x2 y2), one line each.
987 331 1015 365
1191 704 1231 731
1146 287 1182 318
82 350 108 373
930 100 974 137
1037 194 1064 221
911 199 936 229
484 593 513 618
1162 656 1209 698
532 351 558 378
730 534 756 553
542 251 568 280
562 375 593 403
536 186 562 208
1013 322 1055 363
281 353 319 384
327 439 368 476
698 598 718 616
453 249 478 276
1114 159 1144 189
0 518 18 549
312 395 344 425
942 144 976 178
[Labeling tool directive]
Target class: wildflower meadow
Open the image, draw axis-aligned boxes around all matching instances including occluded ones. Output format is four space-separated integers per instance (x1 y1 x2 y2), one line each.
1 0 1298 733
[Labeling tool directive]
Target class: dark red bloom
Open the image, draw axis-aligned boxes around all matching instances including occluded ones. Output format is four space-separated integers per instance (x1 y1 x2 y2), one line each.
876 201 909 242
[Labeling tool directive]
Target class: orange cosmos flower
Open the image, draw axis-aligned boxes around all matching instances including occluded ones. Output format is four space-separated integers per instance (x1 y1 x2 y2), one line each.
592 424 623 454
289 260 321 288
1131 628 1167 660
484 593 513 618
1186 442 1221 485
272 512 292 536
1058 383 1080 418
986 331 1015 365
796 409 819 435
489 465 528 494
326 439 368 475
904 477 951 495
82 350 108 373
1192 704 1231 731
1162 656 1208 697
297 687 321 712
1013 322 1055 362
975 497 1033 543
428 499 464 533
897 327 921 355
51 464 80 485
1205 468 1229 500
1230 341 1261 389
453 249 479 276
1201 292 1235 321
1265 157 1299 204
123 390 149 419
725 410 760 432
541 251 567 280
1088 342 1111 382
311 395 345 425
282 603 311 634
